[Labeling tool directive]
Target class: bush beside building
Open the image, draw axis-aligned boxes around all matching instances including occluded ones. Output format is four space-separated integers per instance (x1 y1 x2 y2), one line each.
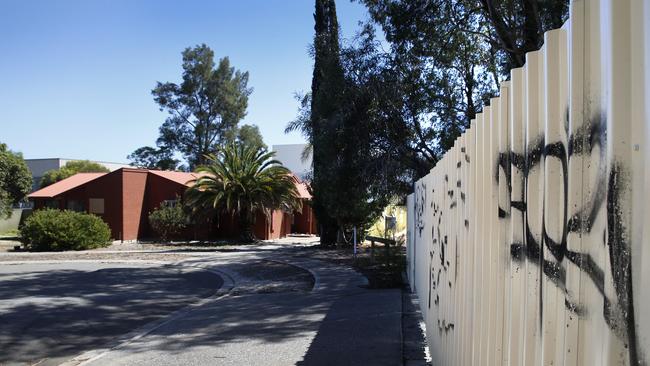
20 209 111 251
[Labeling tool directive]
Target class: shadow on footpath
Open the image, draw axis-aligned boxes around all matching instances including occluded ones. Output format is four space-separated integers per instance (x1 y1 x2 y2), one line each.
295 289 402 366
87 286 402 366
1 256 403 366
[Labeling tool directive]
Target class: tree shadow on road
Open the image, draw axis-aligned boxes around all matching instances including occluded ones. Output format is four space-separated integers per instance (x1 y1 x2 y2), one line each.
87 263 402 366
1 257 402 366
0 266 222 366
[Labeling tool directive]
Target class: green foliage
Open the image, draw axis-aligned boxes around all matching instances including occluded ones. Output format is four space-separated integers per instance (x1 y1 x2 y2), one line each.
0 143 32 219
127 146 182 171
130 44 252 170
20 209 111 251
148 204 188 242
307 0 345 245
477 0 569 72
338 0 568 179
357 1 496 170
40 160 109 188
287 1 398 244
288 0 569 247
185 144 301 242
363 0 568 76
0 228 19 237
236 124 267 151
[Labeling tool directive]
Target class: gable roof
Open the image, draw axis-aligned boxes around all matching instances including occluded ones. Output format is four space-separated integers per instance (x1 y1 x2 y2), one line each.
295 181 311 199
28 173 107 198
148 170 201 187
289 174 312 200
27 169 312 200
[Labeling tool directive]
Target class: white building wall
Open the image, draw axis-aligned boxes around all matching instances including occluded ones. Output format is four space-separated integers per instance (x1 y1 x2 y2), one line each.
271 144 312 180
25 158 130 191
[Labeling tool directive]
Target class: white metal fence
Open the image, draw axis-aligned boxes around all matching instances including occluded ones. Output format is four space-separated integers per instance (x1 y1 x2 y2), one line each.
406 0 650 364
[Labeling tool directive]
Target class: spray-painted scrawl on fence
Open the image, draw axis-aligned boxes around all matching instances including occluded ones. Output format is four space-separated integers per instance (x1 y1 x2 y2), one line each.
415 180 426 237
414 148 469 336
407 3 647 364
411 113 642 365
495 113 639 363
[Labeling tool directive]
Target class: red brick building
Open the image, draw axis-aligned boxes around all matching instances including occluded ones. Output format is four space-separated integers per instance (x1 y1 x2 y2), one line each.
28 168 316 241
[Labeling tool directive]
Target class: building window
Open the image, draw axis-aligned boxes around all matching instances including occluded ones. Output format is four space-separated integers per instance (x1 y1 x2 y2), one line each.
89 198 105 214
162 199 178 208
17 201 34 209
66 200 85 212
44 200 59 209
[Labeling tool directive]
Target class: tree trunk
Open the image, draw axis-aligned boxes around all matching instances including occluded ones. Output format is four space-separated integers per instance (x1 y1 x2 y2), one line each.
317 210 339 246
239 211 257 243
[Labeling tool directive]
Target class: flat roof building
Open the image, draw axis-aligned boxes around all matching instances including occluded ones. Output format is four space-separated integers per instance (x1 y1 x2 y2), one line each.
272 144 311 181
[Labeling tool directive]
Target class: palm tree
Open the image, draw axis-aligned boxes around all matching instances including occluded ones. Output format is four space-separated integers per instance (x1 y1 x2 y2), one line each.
185 143 302 242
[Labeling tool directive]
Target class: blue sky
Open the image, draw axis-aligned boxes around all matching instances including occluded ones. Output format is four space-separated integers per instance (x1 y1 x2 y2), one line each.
0 0 370 162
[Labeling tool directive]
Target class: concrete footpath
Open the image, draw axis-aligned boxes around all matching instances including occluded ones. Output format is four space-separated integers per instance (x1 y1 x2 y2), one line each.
69 250 404 366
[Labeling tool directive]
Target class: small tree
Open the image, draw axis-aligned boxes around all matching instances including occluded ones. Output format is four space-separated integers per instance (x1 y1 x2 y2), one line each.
148 204 188 242
40 160 109 188
309 0 346 246
185 144 301 243
236 124 267 151
130 44 252 170
127 147 181 170
0 143 32 218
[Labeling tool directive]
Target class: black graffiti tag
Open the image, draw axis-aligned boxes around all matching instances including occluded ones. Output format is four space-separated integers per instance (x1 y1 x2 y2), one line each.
496 113 638 364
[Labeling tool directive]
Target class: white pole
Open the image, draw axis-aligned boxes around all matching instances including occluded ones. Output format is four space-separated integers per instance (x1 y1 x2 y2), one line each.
353 226 357 259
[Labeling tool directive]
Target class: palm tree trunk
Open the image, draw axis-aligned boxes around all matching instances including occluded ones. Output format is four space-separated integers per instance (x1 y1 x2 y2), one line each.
240 211 256 243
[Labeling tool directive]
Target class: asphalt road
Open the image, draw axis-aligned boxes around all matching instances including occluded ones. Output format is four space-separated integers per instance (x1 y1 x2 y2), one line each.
0 262 223 366
87 254 403 366
0 246 404 366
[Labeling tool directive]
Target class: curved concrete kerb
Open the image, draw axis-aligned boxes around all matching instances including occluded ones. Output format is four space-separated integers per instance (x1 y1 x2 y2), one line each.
52 260 235 366
264 258 321 291
264 255 369 292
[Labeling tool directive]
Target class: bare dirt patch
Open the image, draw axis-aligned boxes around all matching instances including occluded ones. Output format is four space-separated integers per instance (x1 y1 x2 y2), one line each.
227 259 314 295
290 244 406 288
0 239 20 252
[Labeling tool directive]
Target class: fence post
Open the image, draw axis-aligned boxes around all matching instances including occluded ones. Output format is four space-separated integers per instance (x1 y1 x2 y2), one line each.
385 239 390 268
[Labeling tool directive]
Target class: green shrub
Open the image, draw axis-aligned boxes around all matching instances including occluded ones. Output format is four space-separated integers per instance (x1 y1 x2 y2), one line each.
148 204 187 242
39 160 109 188
20 209 111 251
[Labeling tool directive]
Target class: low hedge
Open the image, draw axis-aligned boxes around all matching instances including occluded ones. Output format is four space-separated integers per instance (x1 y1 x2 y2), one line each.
20 209 111 251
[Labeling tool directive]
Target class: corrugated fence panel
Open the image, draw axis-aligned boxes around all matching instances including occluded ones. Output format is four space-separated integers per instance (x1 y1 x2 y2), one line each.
541 28 568 366
635 0 650 361
497 83 511 366
524 47 544 366
404 0 650 364
508 66 526 366
463 122 476 366
563 1 584 364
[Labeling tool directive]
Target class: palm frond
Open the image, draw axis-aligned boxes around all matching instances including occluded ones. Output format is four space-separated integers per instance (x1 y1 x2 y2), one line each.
185 143 302 233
